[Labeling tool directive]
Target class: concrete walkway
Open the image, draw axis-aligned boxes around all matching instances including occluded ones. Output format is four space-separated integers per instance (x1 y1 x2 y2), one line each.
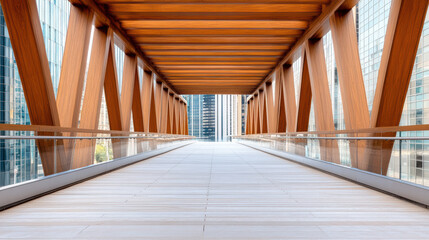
1 142 429 239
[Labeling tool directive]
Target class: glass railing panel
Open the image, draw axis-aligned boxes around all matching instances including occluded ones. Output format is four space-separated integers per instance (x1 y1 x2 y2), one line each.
233 127 429 189
0 127 193 189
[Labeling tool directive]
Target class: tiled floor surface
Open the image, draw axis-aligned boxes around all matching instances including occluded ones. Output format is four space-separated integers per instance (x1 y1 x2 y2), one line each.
1 142 429 239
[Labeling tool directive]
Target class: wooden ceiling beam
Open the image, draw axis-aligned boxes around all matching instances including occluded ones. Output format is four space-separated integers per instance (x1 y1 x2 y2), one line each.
99 0 329 3
85 0 354 95
135 37 295 44
128 29 304 36
122 20 308 29
168 76 262 80
108 4 321 13
164 73 267 77
145 50 284 56
154 61 277 65
150 56 281 61
249 0 360 97
114 12 319 21
157 65 273 69
170 80 262 82
141 44 289 50
174 83 257 86
162 69 269 73
68 0 186 103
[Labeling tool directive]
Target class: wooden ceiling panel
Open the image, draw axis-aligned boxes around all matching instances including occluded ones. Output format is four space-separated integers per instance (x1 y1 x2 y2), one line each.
154 61 277 65
108 4 321 13
150 56 282 61
98 0 330 3
93 0 330 94
122 20 308 29
128 29 304 36
136 37 295 44
145 50 284 56
157 65 273 70
141 44 289 50
114 13 319 21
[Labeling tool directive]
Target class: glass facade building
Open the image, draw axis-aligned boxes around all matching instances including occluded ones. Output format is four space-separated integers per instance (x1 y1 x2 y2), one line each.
0 0 70 186
357 0 429 184
215 95 247 142
184 95 216 141
184 94 247 142
291 0 429 185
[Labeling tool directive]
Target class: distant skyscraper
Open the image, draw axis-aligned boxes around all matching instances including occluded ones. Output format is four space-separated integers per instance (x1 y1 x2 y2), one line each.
215 95 246 142
240 95 247 134
0 0 70 186
184 95 216 141
184 94 246 142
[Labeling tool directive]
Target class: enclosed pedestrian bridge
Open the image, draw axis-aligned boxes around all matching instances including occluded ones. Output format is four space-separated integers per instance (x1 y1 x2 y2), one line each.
1 0 429 239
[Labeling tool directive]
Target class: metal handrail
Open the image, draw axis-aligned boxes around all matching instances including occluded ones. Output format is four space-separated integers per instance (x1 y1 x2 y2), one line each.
0 135 194 140
237 124 429 136
0 123 189 137
234 135 429 141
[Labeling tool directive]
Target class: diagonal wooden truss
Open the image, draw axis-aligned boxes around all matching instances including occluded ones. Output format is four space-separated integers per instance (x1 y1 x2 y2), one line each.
0 0 189 175
1 0 428 177
245 0 429 175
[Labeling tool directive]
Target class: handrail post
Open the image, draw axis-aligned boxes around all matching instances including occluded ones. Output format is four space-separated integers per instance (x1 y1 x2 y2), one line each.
54 132 57 174
399 132 402 180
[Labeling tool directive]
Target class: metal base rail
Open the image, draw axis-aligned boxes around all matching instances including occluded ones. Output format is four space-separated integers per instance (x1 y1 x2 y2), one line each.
0 141 194 210
238 141 429 207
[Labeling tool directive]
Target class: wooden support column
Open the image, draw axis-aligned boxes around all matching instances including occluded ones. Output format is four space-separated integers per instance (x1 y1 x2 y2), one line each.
245 99 251 134
148 79 159 133
131 63 144 153
250 99 255 134
141 70 153 132
295 50 312 132
73 26 111 169
177 101 182 135
305 39 340 164
154 82 163 132
252 96 257 134
252 93 259 134
182 102 188 135
182 102 186 135
274 70 287 133
178 101 183 135
184 103 189 135
293 50 311 155
103 33 123 159
174 97 180 134
120 54 137 131
258 89 268 133
131 64 144 132
264 82 276 133
330 8 369 168
366 0 429 175
173 96 180 134
160 87 169 133
56 5 93 168
171 95 176 134
180 100 184 134
283 65 297 133
167 94 174 134
118 53 138 156
1 0 66 174
254 94 261 134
